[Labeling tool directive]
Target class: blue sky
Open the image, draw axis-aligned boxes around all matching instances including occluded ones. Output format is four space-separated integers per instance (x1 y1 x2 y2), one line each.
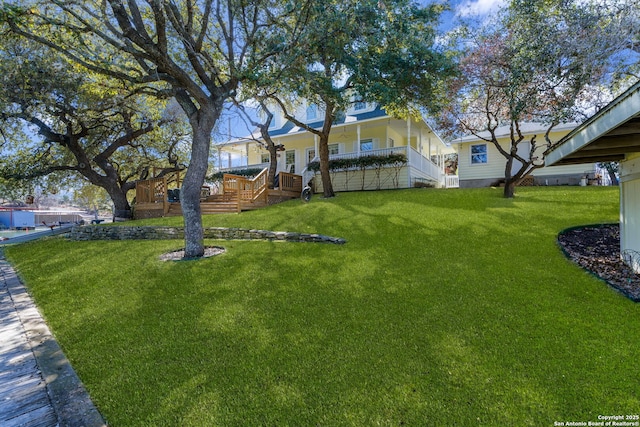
449 0 506 17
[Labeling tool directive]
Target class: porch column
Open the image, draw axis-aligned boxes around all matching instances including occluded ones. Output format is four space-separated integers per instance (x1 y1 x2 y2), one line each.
245 143 250 166
217 146 222 170
428 135 432 162
407 118 412 187
227 152 232 169
314 135 319 158
356 124 361 154
406 118 411 149
277 139 284 172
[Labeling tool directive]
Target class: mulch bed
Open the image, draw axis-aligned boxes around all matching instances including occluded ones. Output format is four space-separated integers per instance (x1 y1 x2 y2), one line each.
557 224 640 302
159 246 225 261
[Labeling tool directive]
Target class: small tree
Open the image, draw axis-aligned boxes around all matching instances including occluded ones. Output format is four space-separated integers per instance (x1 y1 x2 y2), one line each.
231 99 281 189
441 0 632 197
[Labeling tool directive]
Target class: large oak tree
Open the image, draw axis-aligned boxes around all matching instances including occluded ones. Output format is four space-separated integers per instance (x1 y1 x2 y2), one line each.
2 0 303 257
0 36 188 216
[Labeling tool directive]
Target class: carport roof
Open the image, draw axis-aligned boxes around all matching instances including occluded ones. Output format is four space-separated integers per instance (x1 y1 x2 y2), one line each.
546 80 640 166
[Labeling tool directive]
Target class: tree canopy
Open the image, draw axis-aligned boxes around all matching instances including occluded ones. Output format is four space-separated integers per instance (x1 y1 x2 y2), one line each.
2 0 303 257
440 0 636 197
0 34 189 216
240 0 454 198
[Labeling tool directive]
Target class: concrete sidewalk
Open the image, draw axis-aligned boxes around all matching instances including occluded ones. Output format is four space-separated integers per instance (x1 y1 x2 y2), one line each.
0 248 106 426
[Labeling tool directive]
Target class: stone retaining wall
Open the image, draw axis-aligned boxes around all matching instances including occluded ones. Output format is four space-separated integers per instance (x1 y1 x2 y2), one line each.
71 225 346 245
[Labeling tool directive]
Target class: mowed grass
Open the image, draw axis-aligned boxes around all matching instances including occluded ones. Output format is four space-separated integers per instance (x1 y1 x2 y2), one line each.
5 186 639 426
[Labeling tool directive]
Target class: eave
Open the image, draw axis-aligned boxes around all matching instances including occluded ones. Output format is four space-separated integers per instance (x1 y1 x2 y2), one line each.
546 81 640 166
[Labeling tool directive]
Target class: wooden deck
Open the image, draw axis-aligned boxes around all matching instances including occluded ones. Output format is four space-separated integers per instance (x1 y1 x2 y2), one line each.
134 169 303 219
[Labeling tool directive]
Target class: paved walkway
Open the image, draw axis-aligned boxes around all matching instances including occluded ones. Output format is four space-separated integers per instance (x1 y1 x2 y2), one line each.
0 242 106 426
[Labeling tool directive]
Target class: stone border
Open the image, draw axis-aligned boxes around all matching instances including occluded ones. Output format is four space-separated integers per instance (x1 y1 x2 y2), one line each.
71 225 346 245
0 250 106 427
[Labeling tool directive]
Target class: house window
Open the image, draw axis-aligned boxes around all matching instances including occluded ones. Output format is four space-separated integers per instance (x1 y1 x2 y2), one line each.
360 139 374 151
261 153 270 163
354 99 367 111
307 148 316 164
388 138 395 148
306 104 317 121
329 143 339 155
471 144 488 164
285 150 296 173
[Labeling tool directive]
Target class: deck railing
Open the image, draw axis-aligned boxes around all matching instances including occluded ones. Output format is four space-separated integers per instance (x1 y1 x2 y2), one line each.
136 176 167 204
279 171 303 193
223 168 269 211
407 147 442 183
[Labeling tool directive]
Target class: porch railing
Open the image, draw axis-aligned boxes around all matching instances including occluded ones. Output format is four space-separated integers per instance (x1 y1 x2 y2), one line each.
326 146 443 183
407 147 442 182
328 146 408 162
445 175 460 188
217 162 270 174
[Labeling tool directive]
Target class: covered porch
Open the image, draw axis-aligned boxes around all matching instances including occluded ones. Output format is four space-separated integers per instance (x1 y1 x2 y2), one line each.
217 146 459 191
215 114 458 190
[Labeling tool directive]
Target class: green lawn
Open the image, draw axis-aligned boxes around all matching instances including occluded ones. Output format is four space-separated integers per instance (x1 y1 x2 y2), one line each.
5 187 639 426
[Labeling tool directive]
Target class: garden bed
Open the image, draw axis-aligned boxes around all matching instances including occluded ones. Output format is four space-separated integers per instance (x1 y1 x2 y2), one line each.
558 224 640 301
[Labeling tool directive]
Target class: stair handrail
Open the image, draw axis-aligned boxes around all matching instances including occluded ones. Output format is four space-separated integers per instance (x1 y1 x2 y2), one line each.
222 168 268 204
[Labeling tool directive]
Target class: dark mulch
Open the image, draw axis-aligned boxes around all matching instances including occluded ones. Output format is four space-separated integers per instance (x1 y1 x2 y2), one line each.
558 224 640 302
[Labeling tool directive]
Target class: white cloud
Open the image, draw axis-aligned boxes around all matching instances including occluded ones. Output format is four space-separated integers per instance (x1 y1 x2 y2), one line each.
456 0 507 17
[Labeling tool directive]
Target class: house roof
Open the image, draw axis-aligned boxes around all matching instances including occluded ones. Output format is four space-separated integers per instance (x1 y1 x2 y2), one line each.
546 80 640 166
215 105 430 147
450 122 578 144
293 105 389 130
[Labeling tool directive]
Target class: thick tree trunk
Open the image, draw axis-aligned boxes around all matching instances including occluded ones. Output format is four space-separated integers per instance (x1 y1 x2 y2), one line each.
106 186 132 219
503 157 516 198
503 179 516 198
268 146 278 189
318 133 334 198
182 110 219 258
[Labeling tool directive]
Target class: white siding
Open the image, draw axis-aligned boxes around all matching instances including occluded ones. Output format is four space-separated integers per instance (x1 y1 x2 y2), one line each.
457 139 596 181
621 153 640 273
532 164 595 177
457 141 506 181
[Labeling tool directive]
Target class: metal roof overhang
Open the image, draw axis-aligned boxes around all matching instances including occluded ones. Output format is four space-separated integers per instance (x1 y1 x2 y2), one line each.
546 81 640 166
